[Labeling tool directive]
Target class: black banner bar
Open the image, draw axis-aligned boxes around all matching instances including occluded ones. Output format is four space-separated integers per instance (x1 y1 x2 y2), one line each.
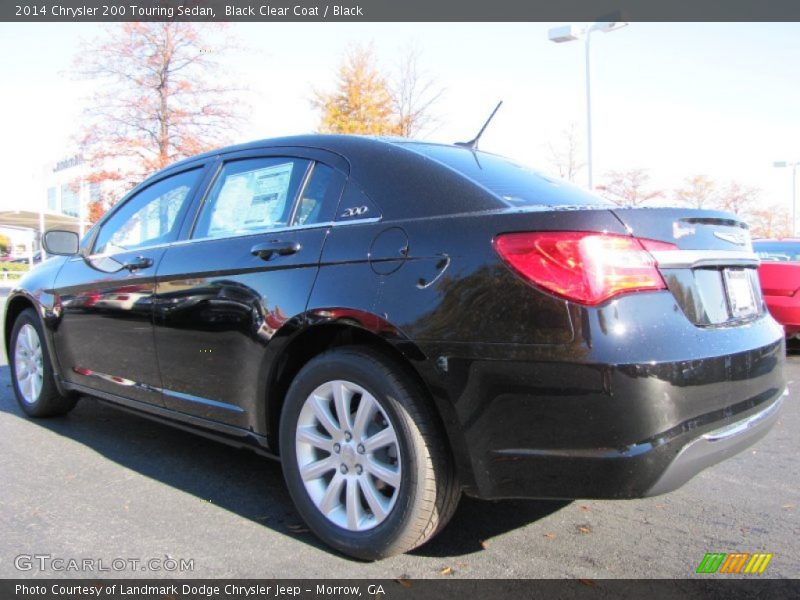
4 0 800 22
2 579 800 600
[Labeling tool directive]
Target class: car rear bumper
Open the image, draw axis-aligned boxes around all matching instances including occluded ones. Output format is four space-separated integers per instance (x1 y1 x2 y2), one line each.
646 392 784 496
420 326 786 500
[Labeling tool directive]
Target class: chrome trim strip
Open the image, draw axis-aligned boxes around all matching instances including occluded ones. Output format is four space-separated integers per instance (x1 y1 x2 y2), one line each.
651 250 760 268
701 394 784 442
73 216 384 260
162 389 246 413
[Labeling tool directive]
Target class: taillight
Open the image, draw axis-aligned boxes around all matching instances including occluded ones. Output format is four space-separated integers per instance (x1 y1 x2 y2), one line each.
493 231 670 305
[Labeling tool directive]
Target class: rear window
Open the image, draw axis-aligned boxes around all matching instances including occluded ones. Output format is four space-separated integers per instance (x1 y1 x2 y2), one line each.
753 241 800 262
402 143 611 208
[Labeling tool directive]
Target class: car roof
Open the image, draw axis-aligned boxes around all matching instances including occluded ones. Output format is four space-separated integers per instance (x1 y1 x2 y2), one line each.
161 135 504 220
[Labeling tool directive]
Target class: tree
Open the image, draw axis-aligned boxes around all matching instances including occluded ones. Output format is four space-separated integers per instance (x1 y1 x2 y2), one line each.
391 44 443 138
313 44 398 135
546 122 585 183
596 169 663 207
0 233 10 256
749 204 791 239
75 23 245 222
674 174 716 209
716 182 759 216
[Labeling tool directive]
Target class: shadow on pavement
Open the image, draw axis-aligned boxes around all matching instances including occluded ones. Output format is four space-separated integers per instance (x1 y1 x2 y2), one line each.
413 497 570 557
0 365 568 560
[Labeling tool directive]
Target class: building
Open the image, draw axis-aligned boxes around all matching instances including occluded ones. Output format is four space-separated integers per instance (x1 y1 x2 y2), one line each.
43 155 93 235
0 155 93 263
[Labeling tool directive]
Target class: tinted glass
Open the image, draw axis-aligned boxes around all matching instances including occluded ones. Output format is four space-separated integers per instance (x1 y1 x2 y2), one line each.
194 157 309 239
403 143 611 208
753 241 800 262
94 168 201 255
293 163 336 226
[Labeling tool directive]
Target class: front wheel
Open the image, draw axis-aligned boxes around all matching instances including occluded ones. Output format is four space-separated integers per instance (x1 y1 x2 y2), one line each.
9 308 77 417
279 347 459 559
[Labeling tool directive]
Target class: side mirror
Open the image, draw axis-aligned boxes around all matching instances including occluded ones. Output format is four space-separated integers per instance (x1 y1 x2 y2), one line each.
43 230 80 256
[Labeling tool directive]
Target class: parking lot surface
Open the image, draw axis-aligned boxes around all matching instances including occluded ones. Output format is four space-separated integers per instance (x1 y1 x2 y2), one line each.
0 304 797 578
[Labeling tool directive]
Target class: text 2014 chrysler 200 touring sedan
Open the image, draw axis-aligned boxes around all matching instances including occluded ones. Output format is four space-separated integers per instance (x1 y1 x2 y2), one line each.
5 136 785 559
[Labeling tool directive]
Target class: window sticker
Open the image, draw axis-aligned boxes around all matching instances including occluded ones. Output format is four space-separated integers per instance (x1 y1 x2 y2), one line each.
209 162 294 236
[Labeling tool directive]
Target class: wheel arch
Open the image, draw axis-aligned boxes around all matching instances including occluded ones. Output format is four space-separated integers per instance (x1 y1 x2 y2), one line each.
4 292 71 397
4 293 38 356
263 321 471 487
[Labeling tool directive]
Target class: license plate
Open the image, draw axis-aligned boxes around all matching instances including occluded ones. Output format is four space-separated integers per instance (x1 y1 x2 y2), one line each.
723 269 757 318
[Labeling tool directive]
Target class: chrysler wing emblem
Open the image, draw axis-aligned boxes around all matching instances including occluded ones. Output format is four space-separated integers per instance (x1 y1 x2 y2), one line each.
714 230 748 246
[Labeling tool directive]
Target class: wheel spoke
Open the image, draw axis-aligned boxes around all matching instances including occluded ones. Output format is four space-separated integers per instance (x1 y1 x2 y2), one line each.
296 378 402 532
363 426 396 453
360 475 388 521
365 457 400 488
345 477 362 530
300 456 336 481
310 394 340 437
332 381 351 432
296 426 333 452
25 326 36 351
31 375 41 400
318 472 345 514
351 392 376 441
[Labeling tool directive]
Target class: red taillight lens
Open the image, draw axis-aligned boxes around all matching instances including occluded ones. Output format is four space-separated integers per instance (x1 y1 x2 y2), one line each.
493 231 668 305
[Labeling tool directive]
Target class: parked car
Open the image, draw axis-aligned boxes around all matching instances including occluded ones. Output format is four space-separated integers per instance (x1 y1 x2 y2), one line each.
753 238 800 338
4 136 785 559
10 251 42 264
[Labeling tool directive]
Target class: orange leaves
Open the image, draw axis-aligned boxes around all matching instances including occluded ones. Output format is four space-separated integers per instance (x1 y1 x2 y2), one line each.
313 43 400 136
74 22 244 216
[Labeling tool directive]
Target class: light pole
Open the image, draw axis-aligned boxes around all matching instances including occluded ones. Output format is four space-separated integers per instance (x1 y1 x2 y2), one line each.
548 20 629 190
774 161 799 237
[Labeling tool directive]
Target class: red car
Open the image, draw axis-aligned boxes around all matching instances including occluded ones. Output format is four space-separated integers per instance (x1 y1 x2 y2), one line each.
754 239 800 338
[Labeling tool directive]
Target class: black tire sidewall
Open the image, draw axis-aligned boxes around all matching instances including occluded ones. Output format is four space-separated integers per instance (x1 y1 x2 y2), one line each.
279 350 426 560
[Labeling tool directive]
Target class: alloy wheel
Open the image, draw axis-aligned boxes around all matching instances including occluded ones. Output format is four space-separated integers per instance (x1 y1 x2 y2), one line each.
295 380 401 531
14 323 44 405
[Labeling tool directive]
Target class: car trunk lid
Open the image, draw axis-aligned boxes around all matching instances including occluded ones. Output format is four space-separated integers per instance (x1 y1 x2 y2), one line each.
609 207 762 325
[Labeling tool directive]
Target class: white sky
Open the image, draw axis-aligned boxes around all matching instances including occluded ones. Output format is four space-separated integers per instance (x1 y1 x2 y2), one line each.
1 22 799 215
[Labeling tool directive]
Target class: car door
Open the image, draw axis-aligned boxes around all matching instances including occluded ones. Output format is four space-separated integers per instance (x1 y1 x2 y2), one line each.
51 164 207 406
152 149 347 428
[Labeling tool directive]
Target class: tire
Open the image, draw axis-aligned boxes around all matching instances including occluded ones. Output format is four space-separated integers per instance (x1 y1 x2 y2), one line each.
9 308 77 418
279 347 460 559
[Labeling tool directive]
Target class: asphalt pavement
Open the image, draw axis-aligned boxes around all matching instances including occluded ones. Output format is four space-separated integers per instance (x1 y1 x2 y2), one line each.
0 302 797 579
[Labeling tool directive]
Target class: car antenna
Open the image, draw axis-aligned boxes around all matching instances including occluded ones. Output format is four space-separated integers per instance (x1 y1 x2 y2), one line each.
455 100 503 151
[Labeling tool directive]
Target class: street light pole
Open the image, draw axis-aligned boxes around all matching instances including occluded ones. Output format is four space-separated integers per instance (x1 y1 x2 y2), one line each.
774 161 799 237
549 20 629 191
584 31 593 189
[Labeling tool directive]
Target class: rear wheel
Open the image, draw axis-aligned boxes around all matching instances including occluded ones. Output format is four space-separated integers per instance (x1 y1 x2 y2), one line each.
279 347 459 559
9 308 77 417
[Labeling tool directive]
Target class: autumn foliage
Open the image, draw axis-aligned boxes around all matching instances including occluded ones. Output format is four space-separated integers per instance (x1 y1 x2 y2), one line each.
75 23 245 222
313 44 441 137
596 169 664 207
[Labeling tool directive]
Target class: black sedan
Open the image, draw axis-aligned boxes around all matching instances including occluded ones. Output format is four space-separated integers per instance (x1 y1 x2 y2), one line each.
4 135 785 559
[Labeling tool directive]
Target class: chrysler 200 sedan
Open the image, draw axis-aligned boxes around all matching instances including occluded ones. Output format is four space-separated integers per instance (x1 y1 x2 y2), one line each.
5 136 785 559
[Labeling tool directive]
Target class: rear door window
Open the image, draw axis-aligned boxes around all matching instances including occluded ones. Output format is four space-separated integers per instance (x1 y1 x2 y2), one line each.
193 157 310 239
292 163 346 226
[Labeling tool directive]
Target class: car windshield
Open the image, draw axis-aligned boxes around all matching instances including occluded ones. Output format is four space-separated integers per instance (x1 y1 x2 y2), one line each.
401 143 612 208
753 241 800 262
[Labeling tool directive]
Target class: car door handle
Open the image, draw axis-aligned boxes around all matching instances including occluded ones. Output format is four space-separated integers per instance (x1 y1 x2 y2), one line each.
122 256 154 272
250 241 301 261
